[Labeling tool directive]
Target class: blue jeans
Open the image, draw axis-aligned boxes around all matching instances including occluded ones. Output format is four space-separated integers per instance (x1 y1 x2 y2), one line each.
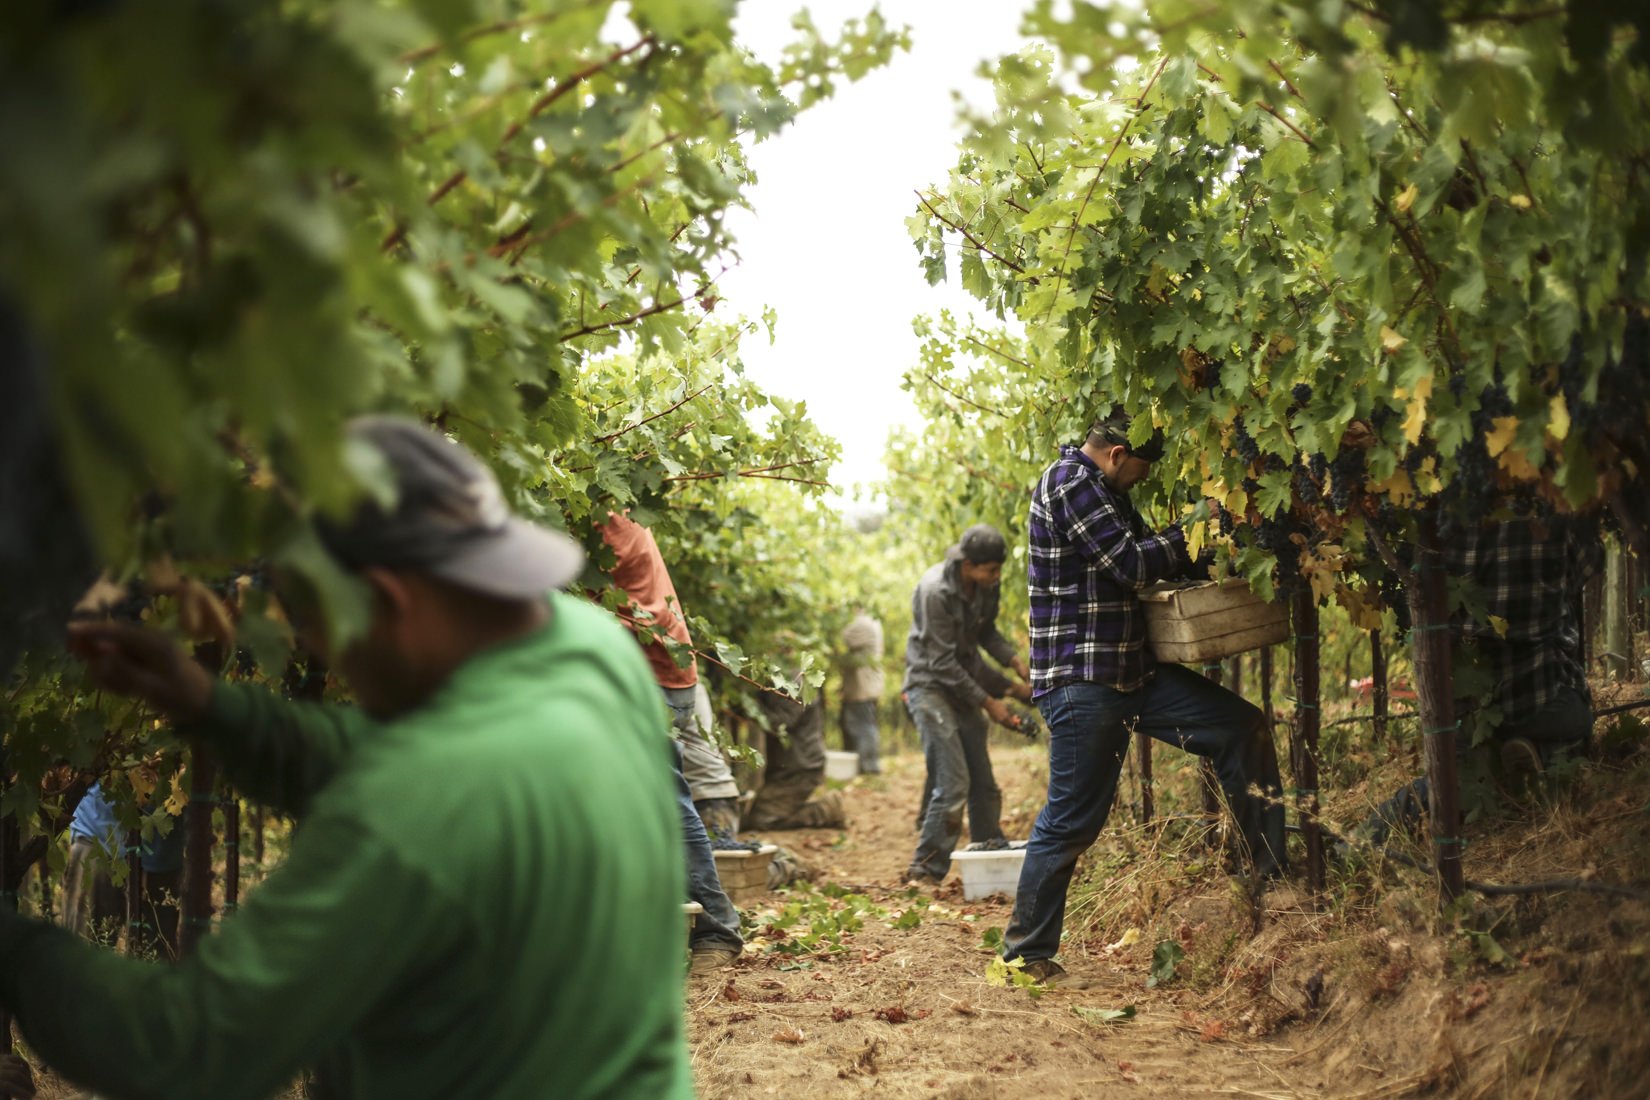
1006 665 1285 963
671 741 743 952
841 699 882 774
907 687 1004 879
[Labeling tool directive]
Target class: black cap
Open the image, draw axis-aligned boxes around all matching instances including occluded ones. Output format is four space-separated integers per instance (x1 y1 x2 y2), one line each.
1091 405 1166 462
952 523 1007 565
317 416 585 599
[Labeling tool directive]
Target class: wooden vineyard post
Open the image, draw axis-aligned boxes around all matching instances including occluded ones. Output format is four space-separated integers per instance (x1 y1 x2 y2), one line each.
1370 629 1388 743
1409 513 1464 904
1604 543 1630 681
1197 663 1224 824
223 784 240 915
179 745 219 956
125 827 145 956
179 642 223 957
1290 590 1324 893
252 804 265 869
1259 645 1274 738
1134 724 1154 825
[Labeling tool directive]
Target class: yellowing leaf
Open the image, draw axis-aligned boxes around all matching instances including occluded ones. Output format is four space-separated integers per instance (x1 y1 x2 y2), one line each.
1377 468 1417 506
1380 325 1408 354
1488 614 1510 638
1484 416 1520 457
1497 442 1542 480
1508 194 1533 210
1402 373 1433 445
1548 393 1571 441
1395 182 1419 213
1202 475 1227 499
128 766 158 805
1337 586 1384 631
1106 928 1142 953
1415 456 1443 494
1187 519 1207 563
164 783 190 817
1225 487 1249 517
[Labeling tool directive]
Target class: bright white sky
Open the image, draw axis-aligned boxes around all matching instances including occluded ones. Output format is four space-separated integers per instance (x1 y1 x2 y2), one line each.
719 2 1037 499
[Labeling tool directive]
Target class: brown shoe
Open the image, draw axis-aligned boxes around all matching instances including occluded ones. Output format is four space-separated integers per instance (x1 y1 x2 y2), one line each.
688 946 741 975
1017 958 1101 989
1019 958 1066 983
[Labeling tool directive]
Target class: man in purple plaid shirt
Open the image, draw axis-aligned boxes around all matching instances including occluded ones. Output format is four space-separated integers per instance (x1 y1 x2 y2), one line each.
1005 408 1286 986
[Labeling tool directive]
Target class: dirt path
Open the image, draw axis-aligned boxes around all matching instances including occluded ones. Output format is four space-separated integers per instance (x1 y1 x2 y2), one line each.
688 745 1339 1099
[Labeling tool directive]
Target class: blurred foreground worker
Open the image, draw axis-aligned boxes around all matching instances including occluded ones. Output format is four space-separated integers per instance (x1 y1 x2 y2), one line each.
4 417 692 1100
903 524 1033 885
597 511 745 973
838 608 885 774
1006 408 1286 986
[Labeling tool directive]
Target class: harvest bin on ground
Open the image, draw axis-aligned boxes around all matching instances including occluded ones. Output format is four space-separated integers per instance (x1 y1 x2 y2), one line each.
949 842 1028 901
824 750 860 781
712 844 778 906
1140 578 1288 663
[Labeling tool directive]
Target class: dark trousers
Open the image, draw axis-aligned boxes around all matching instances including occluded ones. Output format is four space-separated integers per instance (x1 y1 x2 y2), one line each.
907 687 1005 879
1006 665 1285 963
673 743 743 952
841 699 882 774
1356 687 1593 846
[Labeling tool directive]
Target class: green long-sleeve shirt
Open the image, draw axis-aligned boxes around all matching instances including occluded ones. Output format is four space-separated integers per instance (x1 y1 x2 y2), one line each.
0 593 694 1100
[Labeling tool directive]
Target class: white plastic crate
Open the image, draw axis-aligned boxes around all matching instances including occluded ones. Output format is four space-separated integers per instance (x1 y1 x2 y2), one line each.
683 901 702 934
949 841 1028 900
824 750 860 781
1140 578 1288 663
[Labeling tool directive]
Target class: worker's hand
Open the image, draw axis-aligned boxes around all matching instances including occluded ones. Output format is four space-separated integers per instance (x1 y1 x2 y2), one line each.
0 1053 37 1099
1010 655 1030 682
982 697 1013 728
67 621 214 723
1007 680 1033 703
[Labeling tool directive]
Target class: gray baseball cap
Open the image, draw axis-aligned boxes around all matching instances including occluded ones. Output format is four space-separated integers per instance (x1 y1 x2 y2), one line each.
317 415 585 599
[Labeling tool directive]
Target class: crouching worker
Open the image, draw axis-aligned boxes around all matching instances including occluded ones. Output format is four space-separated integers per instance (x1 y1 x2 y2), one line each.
745 683 846 832
4 417 692 1100
1007 408 1286 986
1349 511 1601 850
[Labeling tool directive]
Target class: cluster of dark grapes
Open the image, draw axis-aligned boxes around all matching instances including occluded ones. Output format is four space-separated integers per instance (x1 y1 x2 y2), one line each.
1307 452 1328 482
1246 516 1304 587
1232 416 1261 463
1370 403 1395 431
1292 464 1316 503
1386 582 1413 631
1292 383 1313 405
1329 449 1365 511
1216 503 1235 536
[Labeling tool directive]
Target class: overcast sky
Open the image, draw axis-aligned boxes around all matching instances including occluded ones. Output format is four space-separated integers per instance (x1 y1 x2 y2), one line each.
718 2 1036 499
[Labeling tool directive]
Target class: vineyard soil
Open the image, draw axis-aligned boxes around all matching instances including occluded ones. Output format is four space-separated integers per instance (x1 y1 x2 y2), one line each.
688 734 1650 1099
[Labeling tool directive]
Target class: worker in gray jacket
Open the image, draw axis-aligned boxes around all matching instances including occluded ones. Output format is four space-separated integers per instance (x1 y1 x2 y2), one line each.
904 524 1032 884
